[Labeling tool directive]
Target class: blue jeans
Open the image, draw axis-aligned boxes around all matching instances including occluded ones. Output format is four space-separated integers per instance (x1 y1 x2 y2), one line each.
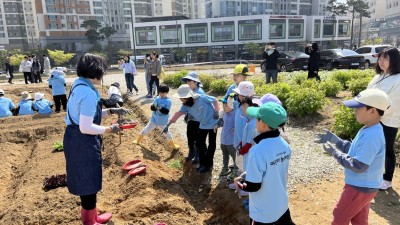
124 73 138 92
266 69 278 84
145 74 156 95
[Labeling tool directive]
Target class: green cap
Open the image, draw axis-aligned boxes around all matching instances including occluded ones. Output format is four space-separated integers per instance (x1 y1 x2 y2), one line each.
246 102 287 129
231 64 251 76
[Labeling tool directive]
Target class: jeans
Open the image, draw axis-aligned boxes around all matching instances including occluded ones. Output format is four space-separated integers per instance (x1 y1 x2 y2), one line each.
7 72 14 83
187 120 200 160
23 72 33 84
221 144 237 170
149 76 159 96
146 74 157 95
381 123 398 181
53 94 68 112
124 73 138 93
266 69 278 83
33 70 42 83
197 128 217 168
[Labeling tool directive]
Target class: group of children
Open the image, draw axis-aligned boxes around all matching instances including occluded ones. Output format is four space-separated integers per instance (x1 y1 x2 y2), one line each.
0 67 67 118
130 63 393 225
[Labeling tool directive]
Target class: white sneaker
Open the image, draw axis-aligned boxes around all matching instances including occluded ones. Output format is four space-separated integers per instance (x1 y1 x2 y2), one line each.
379 180 392 190
135 91 139 95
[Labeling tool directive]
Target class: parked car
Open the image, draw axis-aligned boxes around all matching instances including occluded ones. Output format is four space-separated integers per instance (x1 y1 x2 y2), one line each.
225 59 249 65
319 49 366 70
355 45 392 68
260 51 309 72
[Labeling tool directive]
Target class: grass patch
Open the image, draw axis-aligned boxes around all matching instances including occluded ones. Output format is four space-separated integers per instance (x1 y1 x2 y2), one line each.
167 157 183 170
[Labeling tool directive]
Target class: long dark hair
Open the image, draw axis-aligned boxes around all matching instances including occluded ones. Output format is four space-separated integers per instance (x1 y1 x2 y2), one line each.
375 47 400 75
124 55 130 63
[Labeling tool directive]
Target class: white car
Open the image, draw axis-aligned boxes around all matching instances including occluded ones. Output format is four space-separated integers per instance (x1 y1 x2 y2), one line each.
355 45 392 68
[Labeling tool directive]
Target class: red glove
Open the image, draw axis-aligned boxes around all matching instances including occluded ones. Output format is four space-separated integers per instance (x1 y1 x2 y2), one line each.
239 143 252 155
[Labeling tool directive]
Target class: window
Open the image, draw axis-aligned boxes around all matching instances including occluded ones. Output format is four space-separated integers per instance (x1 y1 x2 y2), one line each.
338 21 350 36
320 50 334 56
46 6 56 13
288 19 303 38
93 1 102 7
323 20 335 36
269 19 285 39
211 21 234 42
136 26 157 45
314 20 321 38
185 23 207 43
238 19 262 40
355 47 371 54
160 24 181 44
94 9 103 14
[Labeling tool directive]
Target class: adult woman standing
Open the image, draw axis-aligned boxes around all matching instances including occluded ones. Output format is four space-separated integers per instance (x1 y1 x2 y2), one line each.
63 54 130 225
31 57 42 83
305 43 321 81
147 52 162 98
119 55 138 96
144 53 156 96
367 47 400 190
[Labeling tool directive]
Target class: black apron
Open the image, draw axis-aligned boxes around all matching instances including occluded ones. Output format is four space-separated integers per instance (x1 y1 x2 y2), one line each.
63 83 103 196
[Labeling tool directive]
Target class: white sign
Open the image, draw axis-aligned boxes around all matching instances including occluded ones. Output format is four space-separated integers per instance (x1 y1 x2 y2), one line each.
369 28 379 32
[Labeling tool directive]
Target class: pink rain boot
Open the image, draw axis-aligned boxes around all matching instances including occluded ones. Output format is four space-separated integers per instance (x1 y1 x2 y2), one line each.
95 209 112 224
81 208 102 225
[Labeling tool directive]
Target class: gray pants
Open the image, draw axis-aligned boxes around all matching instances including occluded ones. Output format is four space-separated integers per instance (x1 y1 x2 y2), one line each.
220 144 237 170
266 69 278 83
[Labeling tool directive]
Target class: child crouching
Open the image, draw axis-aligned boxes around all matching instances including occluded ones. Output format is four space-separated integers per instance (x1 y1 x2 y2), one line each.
33 92 53 114
132 85 180 150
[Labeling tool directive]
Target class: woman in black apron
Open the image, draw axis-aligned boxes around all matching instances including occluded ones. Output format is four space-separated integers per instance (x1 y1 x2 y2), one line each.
63 54 130 225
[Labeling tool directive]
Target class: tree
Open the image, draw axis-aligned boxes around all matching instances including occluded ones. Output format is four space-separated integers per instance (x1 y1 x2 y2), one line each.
81 20 104 44
346 0 370 47
9 54 26 66
47 49 75 66
118 49 132 57
99 26 117 46
196 47 209 62
361 37 384 46
324 0 348 48
243 42 261 60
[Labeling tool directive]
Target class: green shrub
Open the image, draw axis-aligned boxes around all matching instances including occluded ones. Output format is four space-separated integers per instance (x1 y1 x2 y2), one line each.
286 71 308 85
347 77 370 96
319 79 342 97
210 79 230 94
300 79 319 89
248 76 265 87
255 82 292 107
331 70 353 89
198 74 215 90
162 70 188 88
332 105 363 139
286 88 326 116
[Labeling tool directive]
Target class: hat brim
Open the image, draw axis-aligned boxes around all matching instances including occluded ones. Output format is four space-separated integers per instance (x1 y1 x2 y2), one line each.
230 72 252 76
343 99 365 108
173 92 200 99
22 94 32 100
246 106 261 119
181 76 201 84
34 94 44 101
252 99 263 106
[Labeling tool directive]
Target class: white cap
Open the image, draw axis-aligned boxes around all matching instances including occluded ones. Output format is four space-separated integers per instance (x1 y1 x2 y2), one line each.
232 81 255 97
343 89 391 111
0 89 4 95
173 84 200 99
34 92 45 101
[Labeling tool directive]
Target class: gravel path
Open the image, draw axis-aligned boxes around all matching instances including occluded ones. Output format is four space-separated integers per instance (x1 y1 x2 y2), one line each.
64 69 342 189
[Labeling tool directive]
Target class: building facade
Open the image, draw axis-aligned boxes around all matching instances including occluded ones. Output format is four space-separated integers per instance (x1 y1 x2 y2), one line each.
205 0 317 18
131 14 351 62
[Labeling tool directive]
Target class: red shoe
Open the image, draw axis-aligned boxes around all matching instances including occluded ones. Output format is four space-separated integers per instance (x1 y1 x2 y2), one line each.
81 208 101 225
96 209 112 224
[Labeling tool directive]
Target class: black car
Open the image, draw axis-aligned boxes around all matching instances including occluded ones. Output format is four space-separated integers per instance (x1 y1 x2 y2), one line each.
260 51 309 72
319 49 366 70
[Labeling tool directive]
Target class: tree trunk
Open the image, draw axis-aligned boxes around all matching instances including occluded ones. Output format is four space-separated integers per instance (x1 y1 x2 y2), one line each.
350 10 355 48
358 14 363 47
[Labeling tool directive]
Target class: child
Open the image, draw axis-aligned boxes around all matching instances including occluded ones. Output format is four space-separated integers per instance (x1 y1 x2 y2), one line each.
101 82 124 108
214 96 237 177
0 89 16 118
17 91 34 115
132 85 180 150
167 84 220 173
48 68 67 112
318 89 391 225
235 102 295 224
221 64 251 105
33 92 53 114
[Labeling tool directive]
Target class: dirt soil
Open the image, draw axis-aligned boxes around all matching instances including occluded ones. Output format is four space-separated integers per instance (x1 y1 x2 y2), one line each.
0 83 399 225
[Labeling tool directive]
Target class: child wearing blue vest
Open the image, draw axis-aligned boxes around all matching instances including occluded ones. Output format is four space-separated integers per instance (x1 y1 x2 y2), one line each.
33 92 53 114
0 89 16 118
318 89 391 225
48 69 67 112
235 102 294 225
167 84 220 173
17 91 34 116
133 85 180 150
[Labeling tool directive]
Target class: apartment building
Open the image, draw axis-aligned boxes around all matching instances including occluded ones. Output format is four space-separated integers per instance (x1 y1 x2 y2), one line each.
205 0 313 18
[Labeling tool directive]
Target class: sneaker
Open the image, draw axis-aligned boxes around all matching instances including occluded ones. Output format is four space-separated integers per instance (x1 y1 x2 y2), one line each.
198 166 211 173
146 94 153 98
228 182 237 190
219 168 230 176
239 190 249 197
227 170 238 181
379 180 392 190
135 91 139 95
242 199 249 206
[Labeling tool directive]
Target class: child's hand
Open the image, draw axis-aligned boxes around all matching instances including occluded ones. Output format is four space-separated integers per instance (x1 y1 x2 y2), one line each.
213 125 218 133
323 142 337 156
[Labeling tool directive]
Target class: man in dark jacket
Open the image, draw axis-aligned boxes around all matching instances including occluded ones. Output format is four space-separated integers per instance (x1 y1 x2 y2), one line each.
5 57 14 84
305 43 321 81
262 42 280 84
